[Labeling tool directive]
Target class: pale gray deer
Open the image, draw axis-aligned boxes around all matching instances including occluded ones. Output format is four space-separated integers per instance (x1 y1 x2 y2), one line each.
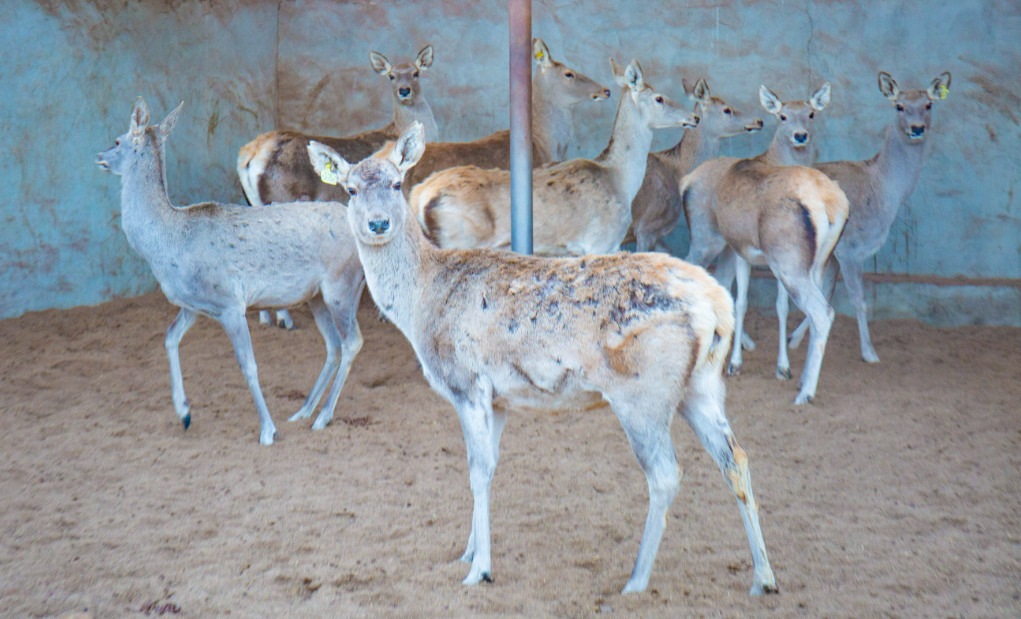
312 121 777 595
97 98 366 445
785 71 952 362
408 59 699 255
389 38 610 199
625 77 763 252
681 82 848 404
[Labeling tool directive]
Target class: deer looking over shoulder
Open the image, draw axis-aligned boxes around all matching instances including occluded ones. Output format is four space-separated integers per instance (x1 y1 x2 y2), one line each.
311 121 777 596
785 71 952 363
625 77 763 252
408 58 698 255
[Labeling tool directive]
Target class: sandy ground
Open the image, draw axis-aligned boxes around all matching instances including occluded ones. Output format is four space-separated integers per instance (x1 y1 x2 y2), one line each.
1 291 1019 618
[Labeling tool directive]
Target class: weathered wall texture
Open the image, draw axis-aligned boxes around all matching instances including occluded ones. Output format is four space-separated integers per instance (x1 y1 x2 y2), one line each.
2 0 1019 324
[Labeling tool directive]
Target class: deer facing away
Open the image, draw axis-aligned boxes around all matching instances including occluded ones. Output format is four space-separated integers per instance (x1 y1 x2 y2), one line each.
310 121 777 595
238 45 437 329
408 58 699 255
97 98 367 445
785 71 952 363
625 77 764 252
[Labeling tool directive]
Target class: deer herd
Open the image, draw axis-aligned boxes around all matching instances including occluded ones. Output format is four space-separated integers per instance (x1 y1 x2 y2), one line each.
96 39 951 597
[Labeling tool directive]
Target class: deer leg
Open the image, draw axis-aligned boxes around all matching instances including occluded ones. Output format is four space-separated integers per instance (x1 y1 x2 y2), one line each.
455 381 501 585
258 310 271 326
728 255 751 375
219 307 277 445
837 256 879 363
288 296 341 422
275 309 295 330
788 257 838 349
610 397 681 594
783 275 834 405
715 248 755 351
312 276 366 430
165 308 198 428
635 230 657 253
462 404 507 564
775 280 792 379
681 367 776 595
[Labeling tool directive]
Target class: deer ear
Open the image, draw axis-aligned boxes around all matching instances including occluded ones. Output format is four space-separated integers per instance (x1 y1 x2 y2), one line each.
926 71 951 101
308 141 352 186
158 101 183 138
130 97 150 136
369 51 392 75
759 85 783 116
623 59 644 97
609 57 627 87
810 82 831 111
389 121 426 174
693 78 711 105
532 38 553 69
415 45 434 70
878 72 900 100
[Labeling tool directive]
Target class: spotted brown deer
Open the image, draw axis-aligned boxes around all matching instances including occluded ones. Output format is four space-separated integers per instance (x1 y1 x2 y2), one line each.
312 121 777 595
625 77 763 252
785 71 952 362
681 82 847 404
408 58 698 255
97 98 366 445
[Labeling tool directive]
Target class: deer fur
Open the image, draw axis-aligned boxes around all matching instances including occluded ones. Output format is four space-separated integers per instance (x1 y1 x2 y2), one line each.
312 121 777 596
625 77 763 252
408 58 698 255
394 38 610 199
97 98 367 445
681 82 848 404
238 45 436 329
785 71 952 362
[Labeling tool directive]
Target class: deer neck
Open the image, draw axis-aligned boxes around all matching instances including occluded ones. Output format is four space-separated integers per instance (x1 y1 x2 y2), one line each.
871 124 929 211
659 121 719 177
595 93 654 207
119 142 176 250
760 130 814 167
355 212 433 336
532 72 574 162
392 97 439 142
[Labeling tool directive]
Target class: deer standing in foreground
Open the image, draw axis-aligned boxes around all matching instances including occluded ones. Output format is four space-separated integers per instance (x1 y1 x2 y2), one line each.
784 72 952 363
391 38 610 199
97 98 367 445
408 59 698 255
681 82 848 404
312 121 777 595
625 77 763 252
238 45 437 329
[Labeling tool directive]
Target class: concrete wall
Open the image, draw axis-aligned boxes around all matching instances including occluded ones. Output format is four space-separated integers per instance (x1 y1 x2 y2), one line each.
2 0 1019 324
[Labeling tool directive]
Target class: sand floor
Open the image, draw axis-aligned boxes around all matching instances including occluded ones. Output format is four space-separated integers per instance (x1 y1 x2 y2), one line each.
1 292 1019 618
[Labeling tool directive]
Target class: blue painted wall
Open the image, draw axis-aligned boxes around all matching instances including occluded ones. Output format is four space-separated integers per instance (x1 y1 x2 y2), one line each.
2 0 1018 324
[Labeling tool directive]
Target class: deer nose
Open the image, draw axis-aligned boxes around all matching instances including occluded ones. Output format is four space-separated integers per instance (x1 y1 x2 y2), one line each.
794 131 809 144
368 218 391 235
910 125 926 136
398 87 411 97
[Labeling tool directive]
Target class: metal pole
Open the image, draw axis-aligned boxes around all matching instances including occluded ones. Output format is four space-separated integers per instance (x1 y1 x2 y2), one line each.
508 0 532 254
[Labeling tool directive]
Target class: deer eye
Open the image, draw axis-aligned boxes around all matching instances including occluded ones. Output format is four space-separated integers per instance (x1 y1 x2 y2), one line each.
809 111 815 119
389 74 395 81
926 102 932 110
393 181 402 191
565 72 574 79
896 104 905 112
115 139 121 145
413 71 419 78
724 108 732 115
348 187 358 196
780 114 787 121
655 96 664 104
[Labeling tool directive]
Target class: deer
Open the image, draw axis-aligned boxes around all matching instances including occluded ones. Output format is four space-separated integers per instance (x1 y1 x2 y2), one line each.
625 77 764 252
238 45 437 330
680 82 848 404
392 38 610 199
407 58 699 255
782 72 952 363
309 121 778 596
96 97 367 445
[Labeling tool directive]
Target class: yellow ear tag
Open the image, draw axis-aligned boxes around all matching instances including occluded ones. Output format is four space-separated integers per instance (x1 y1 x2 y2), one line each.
535 51 544 61
319 161 338 185
938 83 948 99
